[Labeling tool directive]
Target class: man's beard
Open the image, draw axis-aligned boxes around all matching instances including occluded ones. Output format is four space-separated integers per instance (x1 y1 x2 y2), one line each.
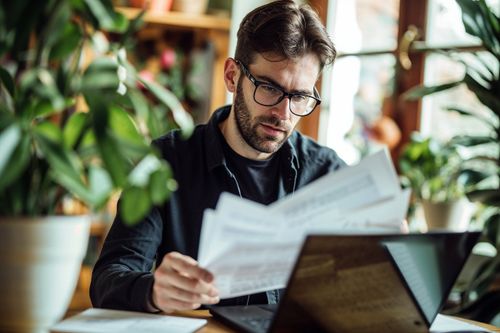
233 82 290 154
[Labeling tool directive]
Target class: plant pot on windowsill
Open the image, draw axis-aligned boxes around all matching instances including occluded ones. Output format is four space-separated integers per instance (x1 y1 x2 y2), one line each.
422 198 475 231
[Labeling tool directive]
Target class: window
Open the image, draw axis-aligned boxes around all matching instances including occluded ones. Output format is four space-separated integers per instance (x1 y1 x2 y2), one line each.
319 0 400 164
316 0 498 164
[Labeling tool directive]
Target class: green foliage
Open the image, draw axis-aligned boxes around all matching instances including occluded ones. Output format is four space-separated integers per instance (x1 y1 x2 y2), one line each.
403 0 499 322
0 0 194 224
399 133 472 202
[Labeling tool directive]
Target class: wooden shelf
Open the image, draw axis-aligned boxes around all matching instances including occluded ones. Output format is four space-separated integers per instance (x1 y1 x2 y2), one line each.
116 7 231 31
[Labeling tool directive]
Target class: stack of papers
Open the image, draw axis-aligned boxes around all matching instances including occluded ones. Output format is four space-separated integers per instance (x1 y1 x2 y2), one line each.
198 149 411 299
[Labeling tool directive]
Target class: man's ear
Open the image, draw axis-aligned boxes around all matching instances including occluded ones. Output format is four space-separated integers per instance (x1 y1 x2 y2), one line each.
223 58 240 93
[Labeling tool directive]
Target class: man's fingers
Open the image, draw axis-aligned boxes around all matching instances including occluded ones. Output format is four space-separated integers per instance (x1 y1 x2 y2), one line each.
156 297 201 313
152 252 220 313
152 284 220 314
155 266 219 297
158 284 220 305
163 252 214 282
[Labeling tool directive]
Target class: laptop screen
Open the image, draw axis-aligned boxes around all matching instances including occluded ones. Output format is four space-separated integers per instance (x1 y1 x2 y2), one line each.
270 232 480 333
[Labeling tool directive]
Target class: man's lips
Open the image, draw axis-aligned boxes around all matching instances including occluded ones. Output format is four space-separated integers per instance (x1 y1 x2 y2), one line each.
260 123 287 136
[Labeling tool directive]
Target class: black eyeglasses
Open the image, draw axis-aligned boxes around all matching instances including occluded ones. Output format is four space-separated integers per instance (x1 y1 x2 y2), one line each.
235 59 321 117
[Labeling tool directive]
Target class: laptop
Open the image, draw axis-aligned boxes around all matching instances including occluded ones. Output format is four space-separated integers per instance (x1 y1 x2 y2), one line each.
209 232 481 333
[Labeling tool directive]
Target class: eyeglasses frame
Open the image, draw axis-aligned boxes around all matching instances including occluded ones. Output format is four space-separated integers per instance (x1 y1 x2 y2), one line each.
234 59 322 117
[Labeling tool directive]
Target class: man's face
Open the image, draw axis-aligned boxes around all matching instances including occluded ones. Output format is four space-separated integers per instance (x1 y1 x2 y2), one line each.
231 53 320 156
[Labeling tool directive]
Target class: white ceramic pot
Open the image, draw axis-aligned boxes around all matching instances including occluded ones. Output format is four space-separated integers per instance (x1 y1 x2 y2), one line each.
0 216 90 333
422 198 475 231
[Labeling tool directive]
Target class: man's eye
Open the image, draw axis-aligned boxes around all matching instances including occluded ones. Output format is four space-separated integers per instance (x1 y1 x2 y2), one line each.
292 95 308 103
260 84 281 95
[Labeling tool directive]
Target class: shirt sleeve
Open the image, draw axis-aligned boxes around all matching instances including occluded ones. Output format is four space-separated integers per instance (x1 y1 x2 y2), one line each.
90 201 163 312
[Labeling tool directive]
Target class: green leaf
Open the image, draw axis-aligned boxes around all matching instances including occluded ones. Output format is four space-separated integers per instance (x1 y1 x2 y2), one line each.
0 66 15 97
34 131 94 205
41 1 72 50
88 165 113 209
95 133 129 187
84 0 128 33
36 121 63 143
484 212 500 247
81 71 120 92
450 135 496 147
117 8 145 48
466 189 500 205
0 124 32 192
456 0 500 57
7 1 45 61
49 22 83 60
149 167 175 205
119 186 151 225
445 107 495 129
458 169 492 187
64 112 89 149
18 69 66 114
463 73 500 115
127 89 150 123
403 81 462 101
0 124 22 176
140 79 194 138
128 154 162 187
82 58 120 91
109 106 144 145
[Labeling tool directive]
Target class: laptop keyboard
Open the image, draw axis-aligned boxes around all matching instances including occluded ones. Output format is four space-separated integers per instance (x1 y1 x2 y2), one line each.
241 317 272 333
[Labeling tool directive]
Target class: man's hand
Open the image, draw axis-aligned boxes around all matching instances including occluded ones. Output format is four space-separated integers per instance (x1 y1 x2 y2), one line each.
151 252 220 313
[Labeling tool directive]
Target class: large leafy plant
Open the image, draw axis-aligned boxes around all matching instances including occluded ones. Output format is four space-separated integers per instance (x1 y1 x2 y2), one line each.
404 0 499 324
0 0 193 224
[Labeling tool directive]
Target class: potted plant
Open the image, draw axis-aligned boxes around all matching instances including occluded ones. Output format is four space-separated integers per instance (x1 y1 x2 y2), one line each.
404 0 499 324
399 132 474 230
0 1 193 332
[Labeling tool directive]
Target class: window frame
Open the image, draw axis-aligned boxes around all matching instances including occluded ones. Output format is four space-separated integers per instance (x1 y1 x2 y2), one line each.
304 0 489 163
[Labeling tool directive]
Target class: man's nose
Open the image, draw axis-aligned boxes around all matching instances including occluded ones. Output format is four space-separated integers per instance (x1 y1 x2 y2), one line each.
271 97 291 120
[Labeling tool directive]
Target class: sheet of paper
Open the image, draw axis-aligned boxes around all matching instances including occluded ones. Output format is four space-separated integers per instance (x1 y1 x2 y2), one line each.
430 314 492 332
198 149 409 299
270 149 401 227
51 308 207 333
198 200 287 266
207 240 301 298
307 188 411 233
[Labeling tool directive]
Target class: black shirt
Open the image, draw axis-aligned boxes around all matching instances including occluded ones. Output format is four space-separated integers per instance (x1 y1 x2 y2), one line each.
220 130 280 205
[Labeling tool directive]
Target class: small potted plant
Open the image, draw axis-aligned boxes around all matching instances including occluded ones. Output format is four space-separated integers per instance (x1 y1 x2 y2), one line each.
0 1 192 332
399 132 475 230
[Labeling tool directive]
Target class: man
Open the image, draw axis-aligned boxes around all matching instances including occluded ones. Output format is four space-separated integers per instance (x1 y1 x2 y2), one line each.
90 0 345 313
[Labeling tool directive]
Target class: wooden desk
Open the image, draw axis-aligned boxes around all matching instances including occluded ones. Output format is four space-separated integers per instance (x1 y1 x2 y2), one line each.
58 309 499 332
175 310 500 333
171 310 235 333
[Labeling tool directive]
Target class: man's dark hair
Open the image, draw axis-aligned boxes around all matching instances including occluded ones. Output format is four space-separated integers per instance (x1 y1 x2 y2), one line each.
235 0 336 70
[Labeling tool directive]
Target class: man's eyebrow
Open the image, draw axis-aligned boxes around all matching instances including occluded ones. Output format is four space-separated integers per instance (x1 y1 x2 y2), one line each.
254 74 313 95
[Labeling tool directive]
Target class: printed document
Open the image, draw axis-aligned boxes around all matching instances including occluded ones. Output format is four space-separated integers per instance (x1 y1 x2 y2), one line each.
198 149 410 299
51 308 207 333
